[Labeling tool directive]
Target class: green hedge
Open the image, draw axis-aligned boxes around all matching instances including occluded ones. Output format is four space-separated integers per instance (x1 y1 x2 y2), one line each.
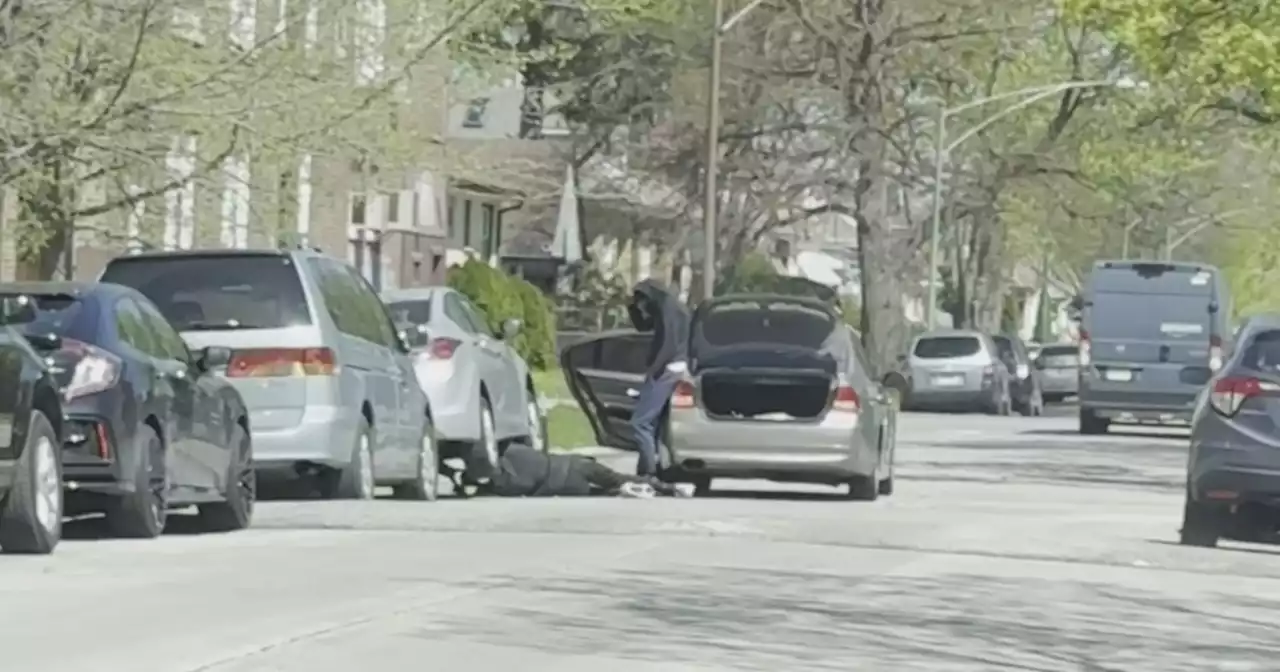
447 259 557 371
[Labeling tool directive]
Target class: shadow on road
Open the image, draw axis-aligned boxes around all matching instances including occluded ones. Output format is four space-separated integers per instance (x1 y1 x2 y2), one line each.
696 489 850 502
1020 427 1191 441
1147 538 1280 556
436 566 1280 669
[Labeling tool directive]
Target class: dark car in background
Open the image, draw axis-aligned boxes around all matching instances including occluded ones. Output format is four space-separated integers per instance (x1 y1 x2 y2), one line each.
991 334 1044 416
1182 315 1280 548
1035 344 1079 402
1077 260 1231 434
0 283 254 538
0 318 65 554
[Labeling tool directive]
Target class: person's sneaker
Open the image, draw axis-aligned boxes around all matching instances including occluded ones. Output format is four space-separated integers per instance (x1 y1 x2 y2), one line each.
618 482 656 498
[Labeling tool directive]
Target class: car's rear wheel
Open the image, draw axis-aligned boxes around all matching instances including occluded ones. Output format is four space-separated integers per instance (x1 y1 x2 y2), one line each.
1079 408 1109 435
1180 497 1225 548
394 417 439 501
524 392 548 453
692 477 712 497
106 424 167 539
478 398 499 468
846 473 879 501
198 425 255 532
323 417 375 500
0 411 62 554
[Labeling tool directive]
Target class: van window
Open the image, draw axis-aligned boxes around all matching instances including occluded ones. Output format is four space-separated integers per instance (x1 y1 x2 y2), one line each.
101 255 312 330
1088 293 1210 340
914 336 982 359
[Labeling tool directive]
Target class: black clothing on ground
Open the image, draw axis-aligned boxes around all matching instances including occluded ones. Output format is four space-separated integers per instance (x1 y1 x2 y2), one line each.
464 443 669 497
628 279 691 380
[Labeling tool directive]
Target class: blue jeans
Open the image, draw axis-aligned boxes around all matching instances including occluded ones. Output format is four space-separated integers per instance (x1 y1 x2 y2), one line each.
630 370 680 476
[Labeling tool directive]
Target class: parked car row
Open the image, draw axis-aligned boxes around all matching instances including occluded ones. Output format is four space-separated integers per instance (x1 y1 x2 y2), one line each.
884 328 1068 416
0 246 547 554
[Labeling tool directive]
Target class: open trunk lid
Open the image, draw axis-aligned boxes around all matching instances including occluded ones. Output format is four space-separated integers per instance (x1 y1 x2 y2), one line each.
689 296 845 422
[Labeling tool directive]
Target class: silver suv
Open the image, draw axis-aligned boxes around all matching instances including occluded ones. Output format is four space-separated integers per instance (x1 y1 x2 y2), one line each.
98 248 438 501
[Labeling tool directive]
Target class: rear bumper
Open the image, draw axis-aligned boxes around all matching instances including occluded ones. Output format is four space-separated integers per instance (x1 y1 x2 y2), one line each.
908 389 992 409
60 412 133 497
668 411 876 482
1041 378 1078 395
1189 459 1280 506
252 404 360 471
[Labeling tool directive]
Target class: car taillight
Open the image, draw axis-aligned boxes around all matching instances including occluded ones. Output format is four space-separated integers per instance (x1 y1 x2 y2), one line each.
59 338 122 401
832 385 860 413
1209 333 1223 372
672 379 696 409
982 364 995 377
1209 376 1264 416
227 347 336 378
1078 329 1092 367
414 337 461 362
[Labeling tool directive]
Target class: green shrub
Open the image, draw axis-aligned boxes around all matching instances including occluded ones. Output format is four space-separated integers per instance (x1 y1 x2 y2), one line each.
446 258 556 371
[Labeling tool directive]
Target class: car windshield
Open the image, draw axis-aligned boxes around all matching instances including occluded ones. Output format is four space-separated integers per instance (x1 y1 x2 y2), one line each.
100 255 312 330
0 293 83 336
914 336 982 359
699 301 836 349
1039 346 1078 367
388 299 432 328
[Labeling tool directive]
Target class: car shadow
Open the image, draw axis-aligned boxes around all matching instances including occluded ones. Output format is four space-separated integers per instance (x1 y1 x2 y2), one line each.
1146 538 1280 556
1019 428 1189 441
695 488 852 502
61 512 228 540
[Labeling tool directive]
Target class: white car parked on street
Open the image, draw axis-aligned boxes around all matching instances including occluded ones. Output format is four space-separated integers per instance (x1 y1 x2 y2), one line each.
382 287 547 471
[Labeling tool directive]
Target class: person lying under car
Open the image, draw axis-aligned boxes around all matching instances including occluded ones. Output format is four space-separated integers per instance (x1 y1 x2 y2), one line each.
451 441 686 498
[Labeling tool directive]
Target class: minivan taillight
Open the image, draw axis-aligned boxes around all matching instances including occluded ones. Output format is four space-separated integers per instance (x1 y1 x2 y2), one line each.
832 385 860 413
672 379 696 409
1209 376 1262 416
227 347 336 378
1078 329 1092 367
1209 334 1224 372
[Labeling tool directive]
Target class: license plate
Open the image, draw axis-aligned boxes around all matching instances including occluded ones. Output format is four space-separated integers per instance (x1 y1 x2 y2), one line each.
1104 369 1133 382
932 374 964 387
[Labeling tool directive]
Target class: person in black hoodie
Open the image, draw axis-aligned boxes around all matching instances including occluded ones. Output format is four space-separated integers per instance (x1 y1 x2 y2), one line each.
455 441 683 498
626 279 691 478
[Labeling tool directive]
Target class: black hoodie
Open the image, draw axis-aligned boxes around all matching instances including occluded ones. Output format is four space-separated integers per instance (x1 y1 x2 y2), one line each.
627 279 691 379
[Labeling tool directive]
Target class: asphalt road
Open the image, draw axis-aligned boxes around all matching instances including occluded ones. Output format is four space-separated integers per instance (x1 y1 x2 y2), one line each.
5 407 1280 671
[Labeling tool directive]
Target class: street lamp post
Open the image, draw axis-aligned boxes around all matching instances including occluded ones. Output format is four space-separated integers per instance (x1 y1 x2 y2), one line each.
702 0 768 300
1163 207 1262 259
923 80 1117 330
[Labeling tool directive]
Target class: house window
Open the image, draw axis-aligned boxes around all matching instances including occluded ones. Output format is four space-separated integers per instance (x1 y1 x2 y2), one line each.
481 203 496 258
385 191 399 225
463 98 489 128
350 193 367 225
446 195 456 238
462 200 472 246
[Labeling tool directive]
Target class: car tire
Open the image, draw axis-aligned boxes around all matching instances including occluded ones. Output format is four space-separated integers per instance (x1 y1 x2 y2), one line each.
877 474 894 496
106 424 167 539
692 477 713 497
477 397 499 469
1079 408 1109 435
198 425 255 532
846 472 879 501
0 411 62 554
323 417 376 500
1179 497 1224 548
394 417 439 501
524 392 549 454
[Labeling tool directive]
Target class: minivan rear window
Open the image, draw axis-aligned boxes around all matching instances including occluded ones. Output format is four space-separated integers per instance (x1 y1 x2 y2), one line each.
1088 293 1210 340
914 336 982 359
699 301 835 349
1038 346 1078 367
100 255 312 330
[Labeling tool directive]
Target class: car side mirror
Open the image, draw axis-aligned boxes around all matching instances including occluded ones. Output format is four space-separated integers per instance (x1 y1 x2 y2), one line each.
197 345 233 372
24 331 61 353
501 318 522 340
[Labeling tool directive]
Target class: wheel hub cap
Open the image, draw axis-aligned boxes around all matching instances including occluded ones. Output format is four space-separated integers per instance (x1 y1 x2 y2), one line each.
33 437 60 534
420 432 436 493
482 409 498 467
527 402 544 452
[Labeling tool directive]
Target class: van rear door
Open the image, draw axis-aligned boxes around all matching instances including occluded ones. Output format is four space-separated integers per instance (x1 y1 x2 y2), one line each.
1088 292 1213 366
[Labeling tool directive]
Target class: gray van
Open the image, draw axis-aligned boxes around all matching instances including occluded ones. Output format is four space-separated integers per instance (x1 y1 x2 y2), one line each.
98 248 440 501
1077 260 1231 434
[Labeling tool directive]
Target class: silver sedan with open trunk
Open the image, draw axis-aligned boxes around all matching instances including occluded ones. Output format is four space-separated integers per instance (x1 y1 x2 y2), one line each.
562 294 897 499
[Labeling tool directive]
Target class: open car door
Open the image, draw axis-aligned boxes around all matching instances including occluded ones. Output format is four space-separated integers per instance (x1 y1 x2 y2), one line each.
560 329 654 450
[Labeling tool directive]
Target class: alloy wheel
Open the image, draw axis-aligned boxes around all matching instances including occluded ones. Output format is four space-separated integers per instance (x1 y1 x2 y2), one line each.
32 436 60 534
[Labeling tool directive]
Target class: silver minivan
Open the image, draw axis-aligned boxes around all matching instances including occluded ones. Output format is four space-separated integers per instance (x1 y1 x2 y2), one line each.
903 329 1013 414
98 249 439 501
